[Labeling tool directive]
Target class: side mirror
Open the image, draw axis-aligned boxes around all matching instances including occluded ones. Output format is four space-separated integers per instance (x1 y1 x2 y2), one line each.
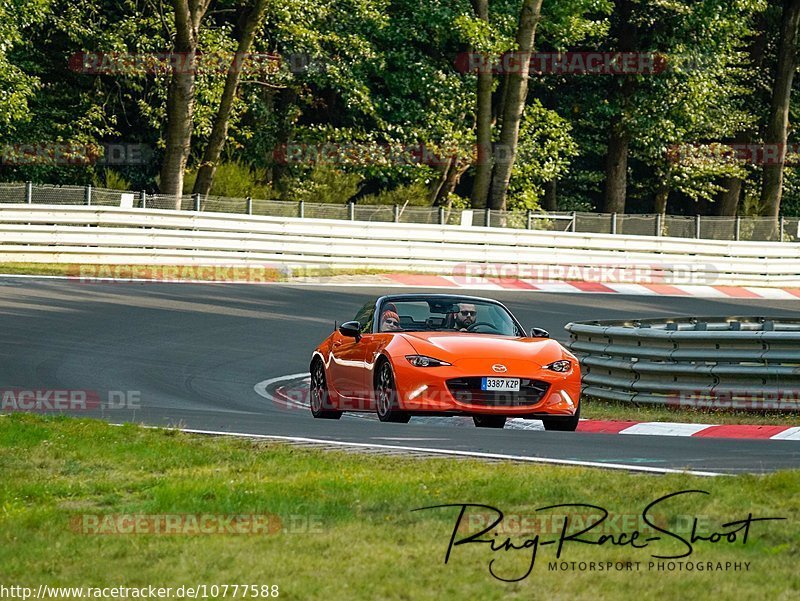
339 320 362 340
530 327 550 338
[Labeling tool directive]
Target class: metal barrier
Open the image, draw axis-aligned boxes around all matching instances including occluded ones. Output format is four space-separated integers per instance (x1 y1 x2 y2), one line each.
0 182 798 241
0 205 799 286
565 317 800 411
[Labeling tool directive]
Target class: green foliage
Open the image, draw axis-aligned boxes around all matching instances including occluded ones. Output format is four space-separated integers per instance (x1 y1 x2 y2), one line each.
780 167 800 217
507 100 578 209
666 144 749 204
0 0 794 216
0 0 50 131
183 162 275 199
358 182 431 206
93 169 131 191
281 164 363 204
544 0 767 212
445 192 471 210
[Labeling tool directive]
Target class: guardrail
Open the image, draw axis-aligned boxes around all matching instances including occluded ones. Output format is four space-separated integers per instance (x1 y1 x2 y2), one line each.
565 317 800 411
1 181 799 242
0 205 800 286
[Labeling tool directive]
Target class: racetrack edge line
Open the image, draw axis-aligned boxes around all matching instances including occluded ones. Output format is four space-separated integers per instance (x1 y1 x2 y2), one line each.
251 376 723 476
131 425 727 477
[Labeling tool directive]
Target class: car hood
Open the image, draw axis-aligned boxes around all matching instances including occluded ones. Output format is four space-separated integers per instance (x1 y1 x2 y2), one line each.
398 332 566 366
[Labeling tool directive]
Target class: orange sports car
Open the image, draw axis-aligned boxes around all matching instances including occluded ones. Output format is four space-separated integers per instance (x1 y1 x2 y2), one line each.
309 294 581 430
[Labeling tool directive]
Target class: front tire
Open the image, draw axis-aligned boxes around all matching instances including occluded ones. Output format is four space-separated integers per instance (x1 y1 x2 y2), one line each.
541 404 580 431
375 361 410 423
473 415 507 428
309 359 342 420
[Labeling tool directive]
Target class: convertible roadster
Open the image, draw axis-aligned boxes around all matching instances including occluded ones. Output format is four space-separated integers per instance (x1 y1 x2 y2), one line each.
309 294 581 430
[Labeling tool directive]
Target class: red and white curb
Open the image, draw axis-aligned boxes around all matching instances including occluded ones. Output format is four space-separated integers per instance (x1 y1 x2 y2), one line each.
4 272 800 299
578 420 800 440
255 374 799 442
384 274 800 299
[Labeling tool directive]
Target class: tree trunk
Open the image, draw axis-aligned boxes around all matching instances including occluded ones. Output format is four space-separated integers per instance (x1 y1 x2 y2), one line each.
761 0 800 225
470 0 493 209
159 0 211 208
429 157 453 205
543 179 557 212
488 0 543 210
493 66 507 130
717 176 741 216
603 117 630 213
193 0 270 197
715 11 768 216
602 0 636 214
435 160 471 206
273 87 297 197
653 181 669 214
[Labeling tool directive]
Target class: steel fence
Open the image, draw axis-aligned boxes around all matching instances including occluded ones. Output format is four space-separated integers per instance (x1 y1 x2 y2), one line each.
2 205 799 287
565 317 800 411
0 182 796 242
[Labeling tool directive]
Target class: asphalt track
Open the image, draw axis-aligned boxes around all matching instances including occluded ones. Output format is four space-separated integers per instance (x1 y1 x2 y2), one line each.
1 276 799 475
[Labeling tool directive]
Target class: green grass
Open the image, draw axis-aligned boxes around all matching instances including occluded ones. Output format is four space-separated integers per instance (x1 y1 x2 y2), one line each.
0 414 798 600
0 262 407 280
0 262 75 276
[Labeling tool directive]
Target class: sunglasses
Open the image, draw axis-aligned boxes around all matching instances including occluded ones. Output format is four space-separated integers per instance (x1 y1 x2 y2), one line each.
384 319 399 326
459 310 476 316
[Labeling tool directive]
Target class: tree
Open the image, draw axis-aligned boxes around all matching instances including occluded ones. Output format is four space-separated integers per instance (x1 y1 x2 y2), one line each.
487 0 543 210
0 1 49 131
470 0 493 208
584 0 763 214
760 0 800 222
159 0 213 205
602 0 636 214
192 0 270 197
715 8 770 216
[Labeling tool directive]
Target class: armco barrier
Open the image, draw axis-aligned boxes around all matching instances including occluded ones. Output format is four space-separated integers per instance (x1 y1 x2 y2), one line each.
3 182 800 242
565 317 800 411
0 204 799 286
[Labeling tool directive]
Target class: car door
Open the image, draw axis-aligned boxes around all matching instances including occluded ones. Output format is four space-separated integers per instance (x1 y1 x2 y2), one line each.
328 301 375 408
329 332 369 406
356 333 392 411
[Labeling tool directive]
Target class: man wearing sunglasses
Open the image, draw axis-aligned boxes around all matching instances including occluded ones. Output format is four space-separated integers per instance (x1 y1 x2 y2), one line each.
453 303 478 331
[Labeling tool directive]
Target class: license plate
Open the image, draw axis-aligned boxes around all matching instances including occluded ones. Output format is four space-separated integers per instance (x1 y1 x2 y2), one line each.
481 377 520 391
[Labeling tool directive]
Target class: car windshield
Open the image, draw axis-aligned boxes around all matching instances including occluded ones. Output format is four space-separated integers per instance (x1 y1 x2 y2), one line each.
377 298 522 336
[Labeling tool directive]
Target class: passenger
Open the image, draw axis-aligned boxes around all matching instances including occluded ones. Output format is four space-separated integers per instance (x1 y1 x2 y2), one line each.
380 310 401 332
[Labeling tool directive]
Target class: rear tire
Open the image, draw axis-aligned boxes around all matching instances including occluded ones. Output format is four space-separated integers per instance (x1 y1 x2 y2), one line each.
541 404 580 431
473 415 507 429
309 359 342 420
375 361 410 423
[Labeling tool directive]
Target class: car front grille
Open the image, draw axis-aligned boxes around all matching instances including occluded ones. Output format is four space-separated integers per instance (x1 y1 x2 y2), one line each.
446 377 551 406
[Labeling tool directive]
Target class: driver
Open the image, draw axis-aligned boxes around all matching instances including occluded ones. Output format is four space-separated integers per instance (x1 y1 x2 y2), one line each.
453 303 477 331
379 310 401 332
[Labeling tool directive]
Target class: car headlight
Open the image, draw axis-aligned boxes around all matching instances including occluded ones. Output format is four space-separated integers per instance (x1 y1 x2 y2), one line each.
545 360 572 373
405 355 452 367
